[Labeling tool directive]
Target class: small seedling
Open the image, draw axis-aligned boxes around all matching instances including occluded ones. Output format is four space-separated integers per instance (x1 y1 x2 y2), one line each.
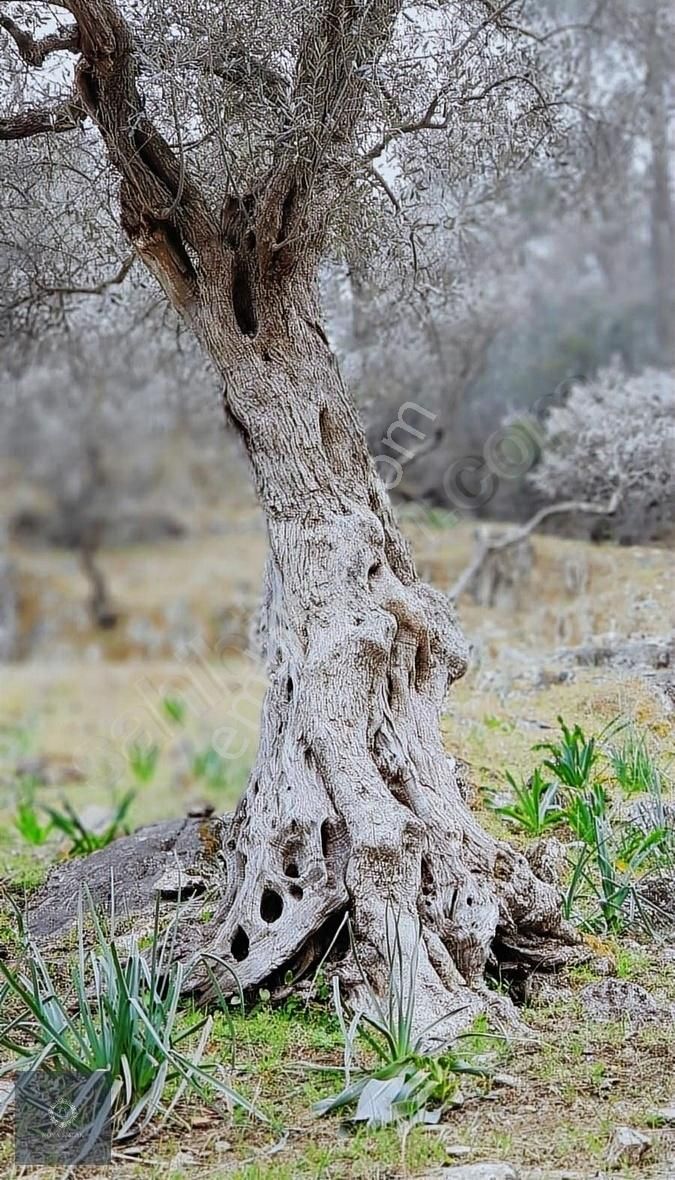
44 791 135 856
490 768 563 837
162 696 187 726
14 780 52 846
192 746 231 792
534 716 603 792
608 729 667 797
128 742 160 785
563 791 672 933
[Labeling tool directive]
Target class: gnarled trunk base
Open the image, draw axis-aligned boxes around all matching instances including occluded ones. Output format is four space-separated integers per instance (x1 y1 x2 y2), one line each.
185 289 582 1044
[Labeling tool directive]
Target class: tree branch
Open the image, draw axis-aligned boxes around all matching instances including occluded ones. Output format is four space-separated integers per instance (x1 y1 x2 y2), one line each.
0 0 222 307
449 491 622 602
38 253 135 298
255 0 404 272
363 70 552 163
5 254 135 317
0 96 84 141
0 14 79 65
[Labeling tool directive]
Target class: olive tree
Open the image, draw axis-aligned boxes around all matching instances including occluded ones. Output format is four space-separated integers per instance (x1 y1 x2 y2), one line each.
0 0 579 1038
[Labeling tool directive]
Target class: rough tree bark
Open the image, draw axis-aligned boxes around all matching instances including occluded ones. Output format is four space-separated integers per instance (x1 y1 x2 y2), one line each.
0 0 578 1041
645 0 675 366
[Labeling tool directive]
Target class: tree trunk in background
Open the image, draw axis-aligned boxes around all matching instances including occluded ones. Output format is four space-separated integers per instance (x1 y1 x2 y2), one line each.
0 549 18 661
79 531 118 630
646 0 675 365
188 270 576 1040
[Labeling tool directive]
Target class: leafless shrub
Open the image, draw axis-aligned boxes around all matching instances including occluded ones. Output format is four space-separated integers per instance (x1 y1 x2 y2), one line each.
531 367 675 543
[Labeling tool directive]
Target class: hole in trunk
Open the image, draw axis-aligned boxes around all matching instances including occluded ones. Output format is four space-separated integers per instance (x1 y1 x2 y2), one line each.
289 884 303 900
318 407 333 453
232 257 258 337
260 888 284 923
231 926 249 961
487 936 536 1007
320 820 333 859
284 861 300 878
415 641 428 684
255 908 349 994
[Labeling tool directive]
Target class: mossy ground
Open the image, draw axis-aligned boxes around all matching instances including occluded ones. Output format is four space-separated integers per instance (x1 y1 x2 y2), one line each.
0 510 673 1177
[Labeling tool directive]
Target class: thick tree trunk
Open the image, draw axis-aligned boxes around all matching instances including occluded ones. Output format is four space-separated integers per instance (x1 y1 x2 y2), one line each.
188 275 577 1041
0 0 578 1045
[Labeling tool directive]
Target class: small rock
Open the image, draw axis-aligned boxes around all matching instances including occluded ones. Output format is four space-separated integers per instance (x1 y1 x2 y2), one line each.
186 800 215 818
0 1078 14 1115
169 1150 197 1168
646 1105 675 1126
440 1166 518 1180
637 875 675 930
27 816 225 943
153 866 206 898
606 1126 651 1168
443 1145 472 1159
520 1172 586 1180
580 979 667 1026
620 795 675 834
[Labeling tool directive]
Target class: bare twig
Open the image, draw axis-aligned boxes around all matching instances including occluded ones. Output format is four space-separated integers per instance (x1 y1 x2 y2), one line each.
38 254 135 298
5 255 135 314
449 491 622 601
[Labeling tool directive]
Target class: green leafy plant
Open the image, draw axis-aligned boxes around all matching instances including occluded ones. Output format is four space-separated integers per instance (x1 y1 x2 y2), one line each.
44 792 135 856
192 746 231 792
490 768 563 836
0 890 262 1142
314 913 499 1127
490 716 673 935
562 787 672 933
534 716 604 792
564 782 609 844
162 696 187 726
128 741 160 785
608 730 667 797
14 781 52 846
483 715 516 734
